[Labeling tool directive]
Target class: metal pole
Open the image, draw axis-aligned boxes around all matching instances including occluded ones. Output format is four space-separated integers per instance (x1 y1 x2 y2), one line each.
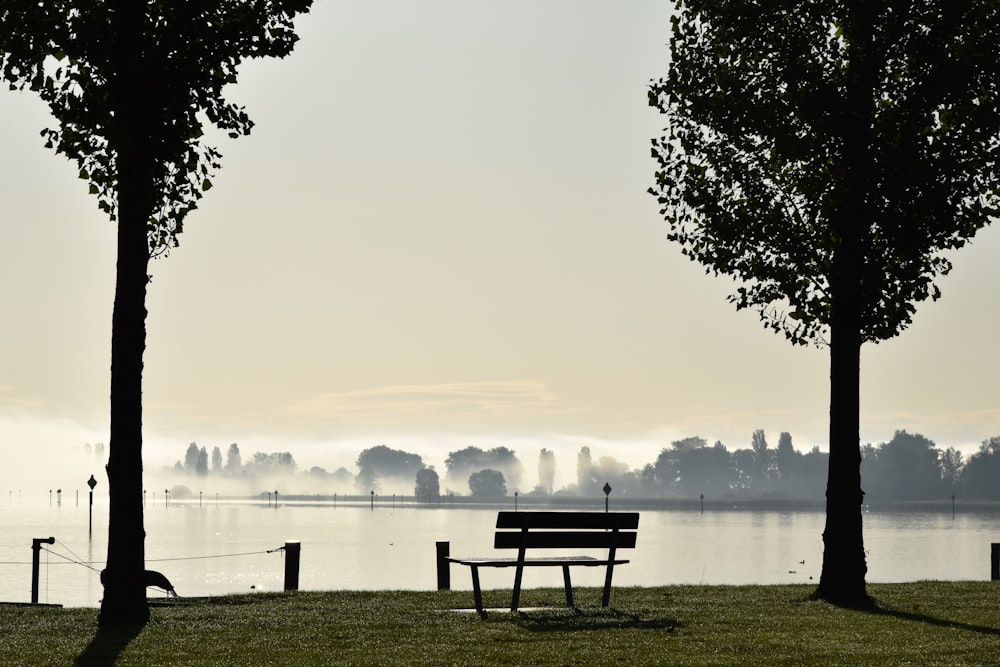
31 537 55 604
87 475 97 538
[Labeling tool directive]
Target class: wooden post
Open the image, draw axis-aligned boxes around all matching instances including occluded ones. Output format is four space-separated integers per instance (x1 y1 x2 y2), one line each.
991 543 999 581
31 537 55 604
436 541 450 590
284 541 301 591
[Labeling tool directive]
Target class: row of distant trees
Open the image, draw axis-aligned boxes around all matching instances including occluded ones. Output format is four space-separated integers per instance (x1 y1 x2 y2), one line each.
165 430 1000 501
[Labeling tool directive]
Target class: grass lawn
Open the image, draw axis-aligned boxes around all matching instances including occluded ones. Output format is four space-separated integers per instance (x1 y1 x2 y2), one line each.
2 582 998 666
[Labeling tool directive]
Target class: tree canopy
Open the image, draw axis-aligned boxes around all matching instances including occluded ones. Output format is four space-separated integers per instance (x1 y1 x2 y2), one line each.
650 0 1000 605
650 0 1000 347
356 445 424 492
1 0 311 254
468 469 507 497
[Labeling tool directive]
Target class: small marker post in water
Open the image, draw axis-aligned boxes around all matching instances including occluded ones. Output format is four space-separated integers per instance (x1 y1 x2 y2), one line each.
87 475 97 538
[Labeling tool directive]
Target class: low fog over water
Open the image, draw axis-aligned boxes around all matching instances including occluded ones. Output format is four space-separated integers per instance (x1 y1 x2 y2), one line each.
3 411 994 505
3 416 693 500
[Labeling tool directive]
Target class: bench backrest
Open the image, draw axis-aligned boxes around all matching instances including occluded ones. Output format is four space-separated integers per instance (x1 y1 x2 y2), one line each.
493 511 639 550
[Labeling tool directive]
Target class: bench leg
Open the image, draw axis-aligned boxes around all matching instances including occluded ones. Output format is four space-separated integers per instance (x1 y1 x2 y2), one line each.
471 566 485 617
562 565 574 608
602 564 615 607
511 564 524 612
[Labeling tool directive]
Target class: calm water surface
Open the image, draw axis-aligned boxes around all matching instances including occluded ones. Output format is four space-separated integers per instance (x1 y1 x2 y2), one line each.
1 497 996 607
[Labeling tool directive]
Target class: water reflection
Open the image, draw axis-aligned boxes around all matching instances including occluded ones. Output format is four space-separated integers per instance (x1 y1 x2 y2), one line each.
1 499 996 608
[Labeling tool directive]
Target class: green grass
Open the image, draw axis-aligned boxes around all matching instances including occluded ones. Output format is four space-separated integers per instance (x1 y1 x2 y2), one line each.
2 583 999 666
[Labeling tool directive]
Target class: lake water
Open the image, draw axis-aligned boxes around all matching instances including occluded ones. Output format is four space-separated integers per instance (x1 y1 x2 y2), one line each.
1 496 997 608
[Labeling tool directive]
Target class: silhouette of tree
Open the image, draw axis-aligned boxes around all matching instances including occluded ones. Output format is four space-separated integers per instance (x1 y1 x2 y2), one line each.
939 447 963 493
246 452 297 477
468 469 507 497
751 430 775 491
730 447 756 494
1 0 312 624
356 445 423 493
224 443 243 475
211 446 223 474
795 447 831 500
960 437 1000 500
650 1 1000 605
592 456 642 497
538 449 556 495
195 446 209 477
775 432 798 488
576 446 596 493
184 443 201 473
653 437 706 496
862 430 943 501
675 441 732 497
444 446 523 493
414 467 441 502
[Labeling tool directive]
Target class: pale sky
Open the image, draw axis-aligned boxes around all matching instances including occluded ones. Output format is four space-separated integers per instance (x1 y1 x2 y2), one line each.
2 1 1000 488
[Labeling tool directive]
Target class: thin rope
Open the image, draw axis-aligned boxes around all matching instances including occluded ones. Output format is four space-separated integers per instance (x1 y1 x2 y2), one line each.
54 539 101 573
147 547 284 563
36 548 99 573
1 546 286 569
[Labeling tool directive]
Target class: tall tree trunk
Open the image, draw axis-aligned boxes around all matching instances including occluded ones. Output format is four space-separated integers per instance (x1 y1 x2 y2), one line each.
818 318 867 604
99 0 151 626
816 0 876 607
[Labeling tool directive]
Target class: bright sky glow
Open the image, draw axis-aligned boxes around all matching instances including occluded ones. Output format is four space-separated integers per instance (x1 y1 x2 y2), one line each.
2 1 1000 491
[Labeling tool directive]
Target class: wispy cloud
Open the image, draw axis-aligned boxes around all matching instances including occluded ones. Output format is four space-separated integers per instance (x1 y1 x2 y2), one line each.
279 380 585 425
0 385 40 409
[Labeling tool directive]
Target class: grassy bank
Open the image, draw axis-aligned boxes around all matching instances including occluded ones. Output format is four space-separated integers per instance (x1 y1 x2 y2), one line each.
2 583 998 666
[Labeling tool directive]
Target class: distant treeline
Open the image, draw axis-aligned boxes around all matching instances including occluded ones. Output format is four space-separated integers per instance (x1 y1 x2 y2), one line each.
158 429 1000 502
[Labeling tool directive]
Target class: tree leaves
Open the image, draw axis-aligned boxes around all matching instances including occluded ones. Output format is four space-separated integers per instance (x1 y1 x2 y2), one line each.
650 0 1000 346
0 0 315 257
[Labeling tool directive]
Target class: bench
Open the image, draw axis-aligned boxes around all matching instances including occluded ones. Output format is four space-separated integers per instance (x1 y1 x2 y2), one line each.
445 511 639 615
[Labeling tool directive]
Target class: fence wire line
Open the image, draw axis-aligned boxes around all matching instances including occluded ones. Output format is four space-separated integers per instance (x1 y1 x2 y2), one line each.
0 545 285 568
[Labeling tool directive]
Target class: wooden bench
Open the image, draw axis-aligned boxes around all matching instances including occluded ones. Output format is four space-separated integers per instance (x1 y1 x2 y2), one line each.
445 511 639 615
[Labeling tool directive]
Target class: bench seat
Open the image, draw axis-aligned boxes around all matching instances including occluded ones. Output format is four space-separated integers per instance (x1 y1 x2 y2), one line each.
447 555 630 568
445 511 639 616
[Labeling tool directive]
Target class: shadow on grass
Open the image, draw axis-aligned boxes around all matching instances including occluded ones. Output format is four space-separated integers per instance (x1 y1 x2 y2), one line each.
74 623 144 667
868 604 1000 638
508 607 680 633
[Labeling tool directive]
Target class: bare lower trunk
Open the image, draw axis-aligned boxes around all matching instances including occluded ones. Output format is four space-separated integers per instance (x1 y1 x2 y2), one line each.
817 324 868 605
